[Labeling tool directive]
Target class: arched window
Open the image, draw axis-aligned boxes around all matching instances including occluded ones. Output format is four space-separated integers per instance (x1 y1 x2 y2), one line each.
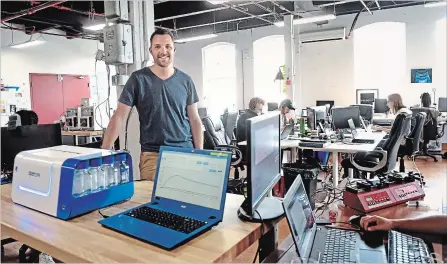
354 22 406 97
202 42 237 116
253 35 286 104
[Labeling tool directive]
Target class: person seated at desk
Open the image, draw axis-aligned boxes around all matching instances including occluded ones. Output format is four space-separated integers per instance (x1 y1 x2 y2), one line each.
375 93 412 134
421 92 432 108
279 99 296 130
236 97 265 143
360 214 447 235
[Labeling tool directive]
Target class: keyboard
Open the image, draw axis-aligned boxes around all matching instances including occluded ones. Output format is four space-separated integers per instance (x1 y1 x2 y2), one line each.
125 206 207 234
352 138 375 144
388 230 433 263
321 229 357 263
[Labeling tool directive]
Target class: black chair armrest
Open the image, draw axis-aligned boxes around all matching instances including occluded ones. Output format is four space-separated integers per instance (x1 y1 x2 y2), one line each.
350 149 388 172
215 145 242 166
437 121 447 138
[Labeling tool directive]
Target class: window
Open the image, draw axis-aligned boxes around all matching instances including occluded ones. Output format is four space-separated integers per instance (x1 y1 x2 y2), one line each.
354 22 406 96
253 35 286 104
202 42 237 116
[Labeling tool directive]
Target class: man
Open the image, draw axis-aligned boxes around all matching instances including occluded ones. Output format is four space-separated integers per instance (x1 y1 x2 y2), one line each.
279 99 295 130
360 214 447 235
101 28 203 181
236 97 265 143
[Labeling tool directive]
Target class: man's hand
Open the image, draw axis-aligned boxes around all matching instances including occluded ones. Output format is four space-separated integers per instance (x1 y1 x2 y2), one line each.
360 215 394 231
101 103 132 149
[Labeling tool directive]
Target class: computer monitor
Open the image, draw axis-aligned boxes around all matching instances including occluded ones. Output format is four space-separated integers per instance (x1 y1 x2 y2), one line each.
306 107 316 130
438 97 447 112
1 124 62 174
316 100 334 111
311 106 327 123
374 99 389 114
238 112 283 221
267 102 279 111
332 107 361 130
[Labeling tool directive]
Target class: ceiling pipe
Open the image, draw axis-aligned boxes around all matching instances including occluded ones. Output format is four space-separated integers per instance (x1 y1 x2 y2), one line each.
154 1 268 22
222 3 275 26
1 1 67 23
270 1 294 15
31 1 105 17
251 2 283 17
374 0 381 9
318 0 359 7
359 0 373 14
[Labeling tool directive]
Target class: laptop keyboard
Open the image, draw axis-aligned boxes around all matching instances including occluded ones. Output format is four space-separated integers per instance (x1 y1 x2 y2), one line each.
321 229 357 263
125 206 207 234
388 230 433 263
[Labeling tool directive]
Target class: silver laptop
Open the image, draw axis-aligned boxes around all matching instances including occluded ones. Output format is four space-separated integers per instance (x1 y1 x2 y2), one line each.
282 175 387 263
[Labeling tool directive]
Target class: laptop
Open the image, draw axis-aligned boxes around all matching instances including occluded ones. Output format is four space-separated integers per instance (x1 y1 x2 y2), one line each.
99 146 232 250
281 124 295 140
282 175 387 263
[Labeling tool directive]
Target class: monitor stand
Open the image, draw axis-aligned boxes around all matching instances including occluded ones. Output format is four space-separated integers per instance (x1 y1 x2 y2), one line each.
237 197 284 223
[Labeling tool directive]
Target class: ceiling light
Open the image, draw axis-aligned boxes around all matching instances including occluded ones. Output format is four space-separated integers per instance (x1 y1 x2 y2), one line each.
175 34 218 43
206 0 226 4
424 1 447 7
83 23 106 31
275 14 336 27
10 40 45 49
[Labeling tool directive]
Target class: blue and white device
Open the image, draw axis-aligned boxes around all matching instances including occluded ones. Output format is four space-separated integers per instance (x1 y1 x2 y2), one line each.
11 145 134 220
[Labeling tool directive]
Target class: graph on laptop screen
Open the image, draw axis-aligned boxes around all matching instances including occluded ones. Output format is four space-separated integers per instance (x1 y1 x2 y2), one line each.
154 150 227 210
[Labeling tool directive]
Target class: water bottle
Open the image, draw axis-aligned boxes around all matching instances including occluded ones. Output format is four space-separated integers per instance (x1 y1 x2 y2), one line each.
105 156 119 187
96 159 107 191
88 158 101 193
72 161 87 197
102 156 114 188
79 161 91 195
116 154 130 183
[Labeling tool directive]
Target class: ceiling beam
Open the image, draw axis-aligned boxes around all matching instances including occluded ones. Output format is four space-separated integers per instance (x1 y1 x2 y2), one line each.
317 0 359 8
359 0 373 14
1 1 67 23
222 3 275 26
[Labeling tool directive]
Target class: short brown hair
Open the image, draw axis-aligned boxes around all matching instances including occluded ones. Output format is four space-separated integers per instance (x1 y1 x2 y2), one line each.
248 97 265 111
388 93 405 114
150 28 175 46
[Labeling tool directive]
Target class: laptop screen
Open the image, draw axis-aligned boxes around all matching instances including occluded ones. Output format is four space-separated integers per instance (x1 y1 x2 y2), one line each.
283 175 316 259
154 149 229 210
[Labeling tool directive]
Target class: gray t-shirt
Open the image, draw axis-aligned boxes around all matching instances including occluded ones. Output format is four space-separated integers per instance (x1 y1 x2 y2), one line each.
118 67 199 152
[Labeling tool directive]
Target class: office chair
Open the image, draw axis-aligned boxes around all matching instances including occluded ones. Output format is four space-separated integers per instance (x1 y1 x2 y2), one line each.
16 110 38 125
198 107 208 119
351 104 373 125
398 112 426 172
202 115 244 180
341 113 412 178
222 111 238 142
411 107 447 162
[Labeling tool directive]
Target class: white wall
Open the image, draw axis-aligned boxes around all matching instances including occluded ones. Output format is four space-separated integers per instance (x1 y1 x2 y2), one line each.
174 4 447 110
0 28 116 127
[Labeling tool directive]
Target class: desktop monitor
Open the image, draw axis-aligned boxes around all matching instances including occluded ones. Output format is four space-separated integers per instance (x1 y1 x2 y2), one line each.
238 112 283 222
311 106 327 123
332 106 361 130
306 107 316 130
374 99 389 114
267 102 279 111
316 100 334 111
438 97 447 112
1 124 62 174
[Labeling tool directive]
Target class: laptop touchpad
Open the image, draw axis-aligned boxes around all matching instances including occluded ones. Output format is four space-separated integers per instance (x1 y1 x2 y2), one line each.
359 249 385 263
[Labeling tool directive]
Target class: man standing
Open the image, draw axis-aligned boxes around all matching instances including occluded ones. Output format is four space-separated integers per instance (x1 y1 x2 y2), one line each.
101 28 203 181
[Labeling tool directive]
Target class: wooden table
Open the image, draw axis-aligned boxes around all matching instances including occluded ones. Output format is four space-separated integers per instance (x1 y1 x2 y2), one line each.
61 130 103 145
1 181 281 263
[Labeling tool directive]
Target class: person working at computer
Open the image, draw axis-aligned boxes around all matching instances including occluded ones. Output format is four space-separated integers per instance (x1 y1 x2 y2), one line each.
279 99 295 130
421 92 432 108
236 97 265 143
101 28 203 181
359 214 447 235
375 93 412 133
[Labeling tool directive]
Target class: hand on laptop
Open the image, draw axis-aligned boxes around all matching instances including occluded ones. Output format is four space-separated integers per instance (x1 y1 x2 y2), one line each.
360 215 393 231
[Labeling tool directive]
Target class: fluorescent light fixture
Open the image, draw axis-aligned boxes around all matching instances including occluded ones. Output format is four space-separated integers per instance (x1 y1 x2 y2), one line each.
174 34 218 43
83 23 106 31
206 0 226 4
274 14 336 27
10 40 45 49
424 1 447 7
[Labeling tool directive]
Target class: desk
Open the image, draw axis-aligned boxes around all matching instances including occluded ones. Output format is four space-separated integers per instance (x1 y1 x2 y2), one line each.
61 130 103 145
1 181 281 263
300 131 387 187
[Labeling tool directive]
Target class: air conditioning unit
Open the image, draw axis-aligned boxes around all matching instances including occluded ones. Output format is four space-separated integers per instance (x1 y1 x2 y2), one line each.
299 28 346 44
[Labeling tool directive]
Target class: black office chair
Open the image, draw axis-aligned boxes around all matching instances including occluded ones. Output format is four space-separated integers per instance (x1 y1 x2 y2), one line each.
222 111 238 142
351 104 373 125
16 110 38 125
202 115 243 180
341 113 412 177
397 112 426 172
411 107 447 162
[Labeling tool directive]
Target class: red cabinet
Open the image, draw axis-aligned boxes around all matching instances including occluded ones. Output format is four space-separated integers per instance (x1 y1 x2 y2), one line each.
30 74 90 124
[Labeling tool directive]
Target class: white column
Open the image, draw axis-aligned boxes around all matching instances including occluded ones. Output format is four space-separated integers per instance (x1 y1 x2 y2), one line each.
115 0 154 180
284 15 295 103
